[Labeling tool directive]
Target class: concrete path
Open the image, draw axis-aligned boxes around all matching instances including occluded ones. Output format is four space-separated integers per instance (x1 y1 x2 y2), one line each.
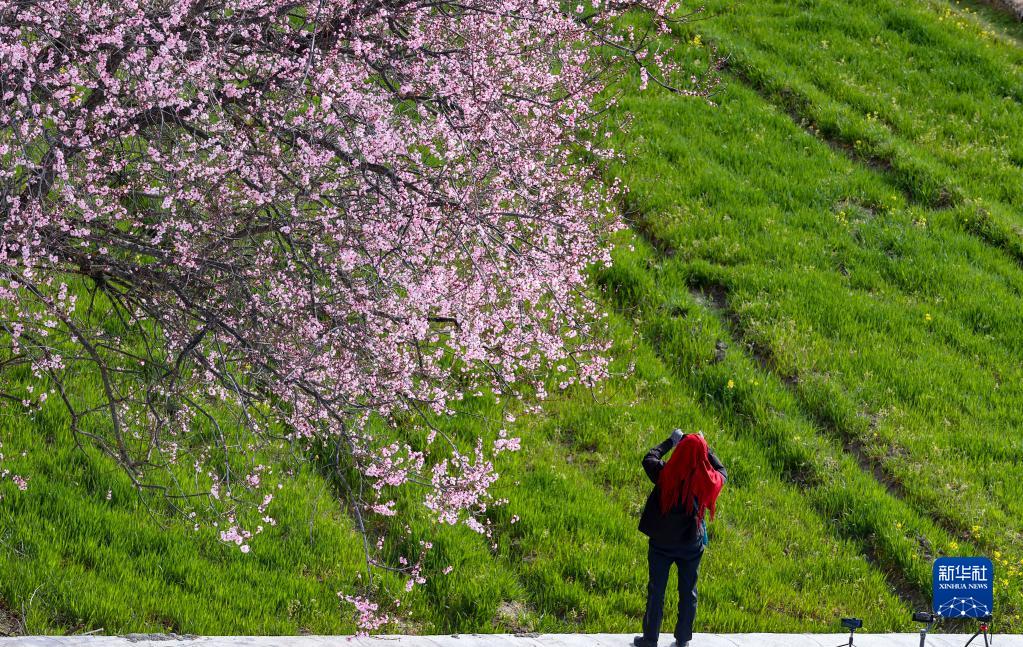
0 634 1014 647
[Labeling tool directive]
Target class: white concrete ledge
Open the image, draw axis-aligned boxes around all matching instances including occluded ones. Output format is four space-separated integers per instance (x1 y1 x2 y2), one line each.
0 634 1016 647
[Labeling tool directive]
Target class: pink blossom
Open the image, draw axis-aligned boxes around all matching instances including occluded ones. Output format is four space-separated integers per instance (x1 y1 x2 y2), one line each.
0 0 714 629
340 594 391 635
368 501 398 517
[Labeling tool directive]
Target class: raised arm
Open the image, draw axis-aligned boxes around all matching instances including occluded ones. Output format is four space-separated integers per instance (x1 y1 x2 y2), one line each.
708 448 728 483
642 434 679 484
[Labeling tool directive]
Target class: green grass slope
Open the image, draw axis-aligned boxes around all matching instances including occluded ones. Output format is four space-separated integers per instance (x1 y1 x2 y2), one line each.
606 0 1023 625
2 0 1023 635
0 404 369 634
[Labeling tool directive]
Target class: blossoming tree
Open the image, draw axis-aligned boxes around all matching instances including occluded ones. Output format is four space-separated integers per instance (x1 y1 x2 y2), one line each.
1 0 713 629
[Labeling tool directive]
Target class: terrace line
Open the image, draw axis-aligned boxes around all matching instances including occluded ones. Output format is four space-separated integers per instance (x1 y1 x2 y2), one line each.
3 635 1021 647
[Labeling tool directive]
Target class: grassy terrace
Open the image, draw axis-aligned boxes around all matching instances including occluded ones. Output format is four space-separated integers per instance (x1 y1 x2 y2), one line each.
2 0 1023 636
606 0 1023 624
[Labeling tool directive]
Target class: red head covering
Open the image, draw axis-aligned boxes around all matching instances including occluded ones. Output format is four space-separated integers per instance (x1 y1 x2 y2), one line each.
658 434 724 521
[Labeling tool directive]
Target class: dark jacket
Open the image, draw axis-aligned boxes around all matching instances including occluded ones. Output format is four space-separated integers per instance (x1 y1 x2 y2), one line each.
638 435 727 546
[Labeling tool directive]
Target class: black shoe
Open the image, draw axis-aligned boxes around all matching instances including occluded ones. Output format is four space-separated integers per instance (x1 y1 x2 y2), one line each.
633 637 657 647
671 641 690 647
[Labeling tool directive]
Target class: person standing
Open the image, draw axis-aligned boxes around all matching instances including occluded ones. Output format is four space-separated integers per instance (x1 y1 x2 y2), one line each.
634 430 726 647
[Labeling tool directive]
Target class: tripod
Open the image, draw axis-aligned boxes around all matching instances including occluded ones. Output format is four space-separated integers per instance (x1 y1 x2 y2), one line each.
913 611 937 647
836 617 862 647
963 616 993 647
914 610 995 647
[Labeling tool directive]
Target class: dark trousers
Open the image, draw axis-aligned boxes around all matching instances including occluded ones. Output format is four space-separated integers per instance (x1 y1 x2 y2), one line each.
642 538 704 645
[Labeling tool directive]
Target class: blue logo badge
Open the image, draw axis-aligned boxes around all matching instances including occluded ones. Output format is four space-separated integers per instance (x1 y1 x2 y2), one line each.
932 557 994 618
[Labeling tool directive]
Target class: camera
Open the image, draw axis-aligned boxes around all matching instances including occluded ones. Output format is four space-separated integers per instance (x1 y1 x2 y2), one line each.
838 616 863 647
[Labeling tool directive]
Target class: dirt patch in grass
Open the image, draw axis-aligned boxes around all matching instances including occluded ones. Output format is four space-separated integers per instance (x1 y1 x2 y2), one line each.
494 600 535 634
0 599 24 636
988 0 1023 19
